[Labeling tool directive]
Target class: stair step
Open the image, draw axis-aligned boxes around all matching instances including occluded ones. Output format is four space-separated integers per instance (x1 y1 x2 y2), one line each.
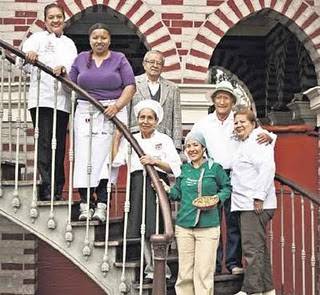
114 254 178 268
71 220 100 227
131 278 176 291
130 273 243 295
37 200 73 207
94 237 140 247
1 180 33 186
1 160 25 181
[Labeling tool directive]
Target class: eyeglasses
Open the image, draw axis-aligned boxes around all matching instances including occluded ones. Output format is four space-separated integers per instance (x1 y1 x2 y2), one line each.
144 60 164 66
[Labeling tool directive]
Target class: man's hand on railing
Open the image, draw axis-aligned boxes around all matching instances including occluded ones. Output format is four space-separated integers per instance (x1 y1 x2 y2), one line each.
25 51 38 64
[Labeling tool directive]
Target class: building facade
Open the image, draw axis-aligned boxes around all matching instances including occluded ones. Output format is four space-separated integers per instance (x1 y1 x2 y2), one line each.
0 0 320 294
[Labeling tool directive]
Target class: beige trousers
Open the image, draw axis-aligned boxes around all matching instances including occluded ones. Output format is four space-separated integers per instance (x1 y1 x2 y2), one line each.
175 225 220 295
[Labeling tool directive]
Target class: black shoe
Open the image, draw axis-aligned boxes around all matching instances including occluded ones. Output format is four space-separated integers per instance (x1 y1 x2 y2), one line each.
54 194 63 201
143 278 153 284
39 194 51 201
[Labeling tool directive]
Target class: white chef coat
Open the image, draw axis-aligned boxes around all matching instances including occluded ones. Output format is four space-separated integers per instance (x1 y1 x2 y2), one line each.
191 111 277 170
22 31 77 112
113 130 181 178
230 128 277 211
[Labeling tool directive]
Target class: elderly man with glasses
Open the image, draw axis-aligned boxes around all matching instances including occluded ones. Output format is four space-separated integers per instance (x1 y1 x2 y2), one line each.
128 50 182 151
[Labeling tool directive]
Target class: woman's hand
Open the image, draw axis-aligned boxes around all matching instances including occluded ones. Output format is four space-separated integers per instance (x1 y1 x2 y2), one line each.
52 66 67 77
140 155 157 166
254 199 264 214
104 104 119 118
25 51 38 64
159 179 170 193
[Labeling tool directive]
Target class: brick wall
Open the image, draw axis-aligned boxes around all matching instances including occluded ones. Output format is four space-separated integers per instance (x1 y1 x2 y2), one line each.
1 0 320 82
0 216 37 295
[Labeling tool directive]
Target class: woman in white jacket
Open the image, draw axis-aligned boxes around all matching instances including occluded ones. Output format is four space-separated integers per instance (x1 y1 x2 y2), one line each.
231 108 276 295
113 99 181 282
22 3 77 201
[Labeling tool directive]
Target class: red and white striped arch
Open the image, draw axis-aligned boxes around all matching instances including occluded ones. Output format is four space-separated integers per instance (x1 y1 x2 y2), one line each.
24 0 181 81
185 0 320 84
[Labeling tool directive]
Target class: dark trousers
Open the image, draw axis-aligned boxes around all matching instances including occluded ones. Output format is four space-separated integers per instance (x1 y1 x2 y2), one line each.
78 178 109 205
240 210 275 293
216 197 242 272
30 107 69 197
126 171 168 239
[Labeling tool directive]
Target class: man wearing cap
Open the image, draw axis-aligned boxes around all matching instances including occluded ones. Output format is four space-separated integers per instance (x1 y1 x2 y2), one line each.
191 80 276 275
128 50 182 150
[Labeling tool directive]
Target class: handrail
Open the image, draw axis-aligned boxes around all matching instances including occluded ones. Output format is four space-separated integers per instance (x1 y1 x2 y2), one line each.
0 38 173 294
3 52 15 65
275 173 320 206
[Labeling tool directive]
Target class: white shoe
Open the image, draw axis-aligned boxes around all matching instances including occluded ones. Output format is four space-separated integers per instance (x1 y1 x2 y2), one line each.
79 203 94 221
92 203 107 222
234 291 247 295
232 266 244 275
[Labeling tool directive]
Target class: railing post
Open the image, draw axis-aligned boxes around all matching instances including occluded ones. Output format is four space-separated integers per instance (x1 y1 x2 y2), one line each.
317 206 320 293
151 235 169 295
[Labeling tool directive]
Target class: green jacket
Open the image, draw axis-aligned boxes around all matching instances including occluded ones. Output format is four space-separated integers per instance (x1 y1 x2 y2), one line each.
169 160 231 228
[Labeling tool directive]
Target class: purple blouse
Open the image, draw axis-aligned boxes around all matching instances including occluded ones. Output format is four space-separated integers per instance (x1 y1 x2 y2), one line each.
69 51 135 100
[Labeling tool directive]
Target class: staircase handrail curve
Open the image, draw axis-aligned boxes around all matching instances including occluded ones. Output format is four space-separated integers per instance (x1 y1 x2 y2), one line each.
2 51 15 65
275 173 320 206
0 38 174 242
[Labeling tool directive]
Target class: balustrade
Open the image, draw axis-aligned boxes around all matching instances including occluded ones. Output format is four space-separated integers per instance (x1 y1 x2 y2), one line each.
0 39 173 295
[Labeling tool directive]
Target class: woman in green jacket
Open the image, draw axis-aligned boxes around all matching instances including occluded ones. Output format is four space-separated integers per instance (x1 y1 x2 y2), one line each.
164 131 231 295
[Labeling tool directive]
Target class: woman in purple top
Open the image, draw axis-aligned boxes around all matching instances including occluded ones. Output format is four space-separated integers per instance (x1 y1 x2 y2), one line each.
69 23 136 222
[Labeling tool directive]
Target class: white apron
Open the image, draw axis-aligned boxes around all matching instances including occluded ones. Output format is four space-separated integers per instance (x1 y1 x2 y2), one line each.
73 100 127 188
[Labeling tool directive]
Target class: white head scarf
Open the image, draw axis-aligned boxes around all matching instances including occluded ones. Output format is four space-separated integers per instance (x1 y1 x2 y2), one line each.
134 100 164 124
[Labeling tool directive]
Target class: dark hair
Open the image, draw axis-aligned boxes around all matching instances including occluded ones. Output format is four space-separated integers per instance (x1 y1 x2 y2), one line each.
88 23 111 36
44 3 65 20
234 107 257 127
87 23 111 68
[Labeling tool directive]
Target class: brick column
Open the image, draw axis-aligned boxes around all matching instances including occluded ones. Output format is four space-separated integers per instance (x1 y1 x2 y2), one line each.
0 216 37 294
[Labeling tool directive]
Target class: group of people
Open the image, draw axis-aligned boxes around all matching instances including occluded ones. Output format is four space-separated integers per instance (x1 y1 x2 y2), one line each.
22 3 277 295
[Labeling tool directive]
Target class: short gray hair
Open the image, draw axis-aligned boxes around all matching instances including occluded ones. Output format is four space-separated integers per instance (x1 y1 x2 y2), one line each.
143 50 165 64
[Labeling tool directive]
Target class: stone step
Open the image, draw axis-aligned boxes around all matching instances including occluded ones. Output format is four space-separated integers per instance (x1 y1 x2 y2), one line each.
130 273 243 295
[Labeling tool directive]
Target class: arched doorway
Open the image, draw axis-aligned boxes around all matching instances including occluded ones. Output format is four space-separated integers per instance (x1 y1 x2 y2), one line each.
209 11 317 122
64 5 148 75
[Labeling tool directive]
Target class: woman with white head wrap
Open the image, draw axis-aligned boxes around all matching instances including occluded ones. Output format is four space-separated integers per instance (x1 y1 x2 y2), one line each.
163 131 231 295
113 99 181 282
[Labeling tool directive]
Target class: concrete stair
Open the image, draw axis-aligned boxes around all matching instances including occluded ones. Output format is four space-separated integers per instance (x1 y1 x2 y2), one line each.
0 182 139 295
0 181 243 295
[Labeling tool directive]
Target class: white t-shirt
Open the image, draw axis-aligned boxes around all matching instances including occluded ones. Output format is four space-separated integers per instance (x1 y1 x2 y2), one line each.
113 130 181 177
22 31 77 112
